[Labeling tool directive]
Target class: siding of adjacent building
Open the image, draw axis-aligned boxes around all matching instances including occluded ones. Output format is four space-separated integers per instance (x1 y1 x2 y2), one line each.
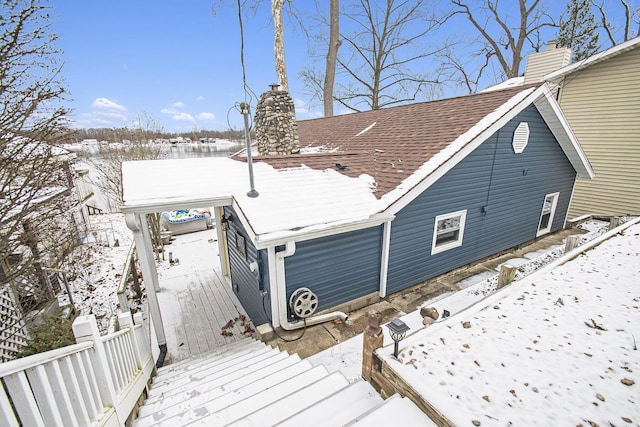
284 226 383 315
558 48 640 217
386 105 577 294
226 207 271 326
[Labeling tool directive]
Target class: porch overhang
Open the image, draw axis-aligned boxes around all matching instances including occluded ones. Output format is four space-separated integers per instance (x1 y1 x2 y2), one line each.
120 195 233 215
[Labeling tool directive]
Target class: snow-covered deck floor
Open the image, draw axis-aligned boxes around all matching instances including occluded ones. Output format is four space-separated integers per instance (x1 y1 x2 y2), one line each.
155 228 252 364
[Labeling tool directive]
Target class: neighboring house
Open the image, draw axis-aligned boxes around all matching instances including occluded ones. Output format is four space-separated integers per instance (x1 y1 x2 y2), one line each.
545 36 640 218
121 83 593 348
488 37 640 218
0 143 93 361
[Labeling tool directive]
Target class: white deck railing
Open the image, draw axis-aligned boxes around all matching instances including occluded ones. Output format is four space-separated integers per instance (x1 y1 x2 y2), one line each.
0 311 154 427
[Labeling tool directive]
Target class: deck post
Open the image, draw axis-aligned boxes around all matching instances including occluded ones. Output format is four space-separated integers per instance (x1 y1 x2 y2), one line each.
72 315 120 421
497 264 518 289
564 235 580 253
609 216 623 231
362 310 384 382
124 213 167 347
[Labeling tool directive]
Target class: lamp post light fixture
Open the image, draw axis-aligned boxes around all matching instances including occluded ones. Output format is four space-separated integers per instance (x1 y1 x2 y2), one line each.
220 213 233 231
387 318 410 358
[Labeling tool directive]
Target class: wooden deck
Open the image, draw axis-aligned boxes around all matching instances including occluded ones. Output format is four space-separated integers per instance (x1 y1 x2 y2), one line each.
155 228 253 363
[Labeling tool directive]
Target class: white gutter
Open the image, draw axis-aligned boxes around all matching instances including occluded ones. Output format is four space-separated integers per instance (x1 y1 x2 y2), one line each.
273 241 348 330
255 213 394 250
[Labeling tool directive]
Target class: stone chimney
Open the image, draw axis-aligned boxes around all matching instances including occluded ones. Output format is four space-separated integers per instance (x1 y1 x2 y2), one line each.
524 40 572 84
254 84 300 156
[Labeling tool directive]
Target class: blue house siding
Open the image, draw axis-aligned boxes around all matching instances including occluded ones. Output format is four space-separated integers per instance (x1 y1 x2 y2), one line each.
386 105 577 294
225 207 271 325
284 226 383 316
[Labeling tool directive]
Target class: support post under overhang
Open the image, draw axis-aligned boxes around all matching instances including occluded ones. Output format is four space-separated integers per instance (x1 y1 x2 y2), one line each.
125 213 166 347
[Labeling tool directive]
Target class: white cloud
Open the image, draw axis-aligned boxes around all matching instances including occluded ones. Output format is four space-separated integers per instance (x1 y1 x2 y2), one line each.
91 98 127 112
294 98 308 114
171 101 185 108
196 95 205 101
73 114 114 127
172 112 195 122
196 112 215 121
70 99 129 128
161 108 180 115
93 111 128 121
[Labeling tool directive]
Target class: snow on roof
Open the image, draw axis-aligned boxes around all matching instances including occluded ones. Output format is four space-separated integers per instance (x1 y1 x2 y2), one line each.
2 186 68 223
383 219 640 426
121 157 383 239
480 76 526 92
122 84 591 242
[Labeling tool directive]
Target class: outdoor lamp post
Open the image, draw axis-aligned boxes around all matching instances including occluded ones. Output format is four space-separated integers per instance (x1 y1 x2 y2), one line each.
387 318 410 358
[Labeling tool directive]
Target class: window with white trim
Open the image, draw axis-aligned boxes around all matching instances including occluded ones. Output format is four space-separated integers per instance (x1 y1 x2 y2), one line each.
537 192 559 236
432 210 467 254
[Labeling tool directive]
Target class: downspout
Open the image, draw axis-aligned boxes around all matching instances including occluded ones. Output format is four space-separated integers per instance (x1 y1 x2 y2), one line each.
378 220 392 298
274 241 348 330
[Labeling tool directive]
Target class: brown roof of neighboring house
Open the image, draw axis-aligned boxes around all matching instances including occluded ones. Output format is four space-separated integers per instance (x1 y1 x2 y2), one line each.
242 85 540 198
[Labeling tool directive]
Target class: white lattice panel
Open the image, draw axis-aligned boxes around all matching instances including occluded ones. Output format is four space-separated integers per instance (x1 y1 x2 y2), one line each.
0 285 29 362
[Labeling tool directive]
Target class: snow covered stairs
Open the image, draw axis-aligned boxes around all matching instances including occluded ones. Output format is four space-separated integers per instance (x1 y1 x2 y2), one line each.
134 338 432 426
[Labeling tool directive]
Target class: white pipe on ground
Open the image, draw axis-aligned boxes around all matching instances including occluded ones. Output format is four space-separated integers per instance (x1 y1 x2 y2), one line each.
274 241 348 330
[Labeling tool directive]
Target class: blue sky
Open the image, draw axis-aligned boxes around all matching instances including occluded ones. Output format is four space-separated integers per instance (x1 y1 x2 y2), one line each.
54 1 314 133
52 1 633 133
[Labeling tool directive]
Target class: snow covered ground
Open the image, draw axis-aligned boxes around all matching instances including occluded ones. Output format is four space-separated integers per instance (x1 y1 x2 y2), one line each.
59 212 638 426
379 219 640 426
59 213 136 332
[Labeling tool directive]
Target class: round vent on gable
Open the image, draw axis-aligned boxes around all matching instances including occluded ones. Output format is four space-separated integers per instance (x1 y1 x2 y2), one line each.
512 122 530 154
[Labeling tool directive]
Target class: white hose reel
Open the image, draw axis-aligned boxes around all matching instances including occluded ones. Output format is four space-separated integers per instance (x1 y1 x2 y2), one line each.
289 287 319 319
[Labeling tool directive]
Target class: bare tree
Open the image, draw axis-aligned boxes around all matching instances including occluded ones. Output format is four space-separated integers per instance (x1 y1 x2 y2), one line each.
272 0 289 91
89 114 167 212
323 0 340 116
328 0 450 112
215 0 306 96
1 0 81 355
449 0 557 84
438 45 493 94
593 0 640 46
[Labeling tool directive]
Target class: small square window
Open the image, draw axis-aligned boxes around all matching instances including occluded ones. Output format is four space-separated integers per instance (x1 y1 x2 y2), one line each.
432 210 467 254
235 233 247 260
537 192 559 236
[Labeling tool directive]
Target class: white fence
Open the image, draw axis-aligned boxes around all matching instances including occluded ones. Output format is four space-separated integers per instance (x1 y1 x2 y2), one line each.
0 311 154 426
0 285 29 363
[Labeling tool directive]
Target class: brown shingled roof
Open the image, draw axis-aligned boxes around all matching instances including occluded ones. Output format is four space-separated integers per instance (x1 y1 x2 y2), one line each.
243 85 539 198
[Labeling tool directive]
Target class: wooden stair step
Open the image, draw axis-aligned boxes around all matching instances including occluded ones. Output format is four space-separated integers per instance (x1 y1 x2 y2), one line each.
274 379 384 427
229 371 350 426
188 365 331 426
148 346 277 395
153 339 266 381
135 360 321 426
343 394 437 426
138 351 298 417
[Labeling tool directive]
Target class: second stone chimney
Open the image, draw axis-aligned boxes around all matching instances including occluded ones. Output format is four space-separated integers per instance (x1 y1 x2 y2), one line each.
254 84 300 156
